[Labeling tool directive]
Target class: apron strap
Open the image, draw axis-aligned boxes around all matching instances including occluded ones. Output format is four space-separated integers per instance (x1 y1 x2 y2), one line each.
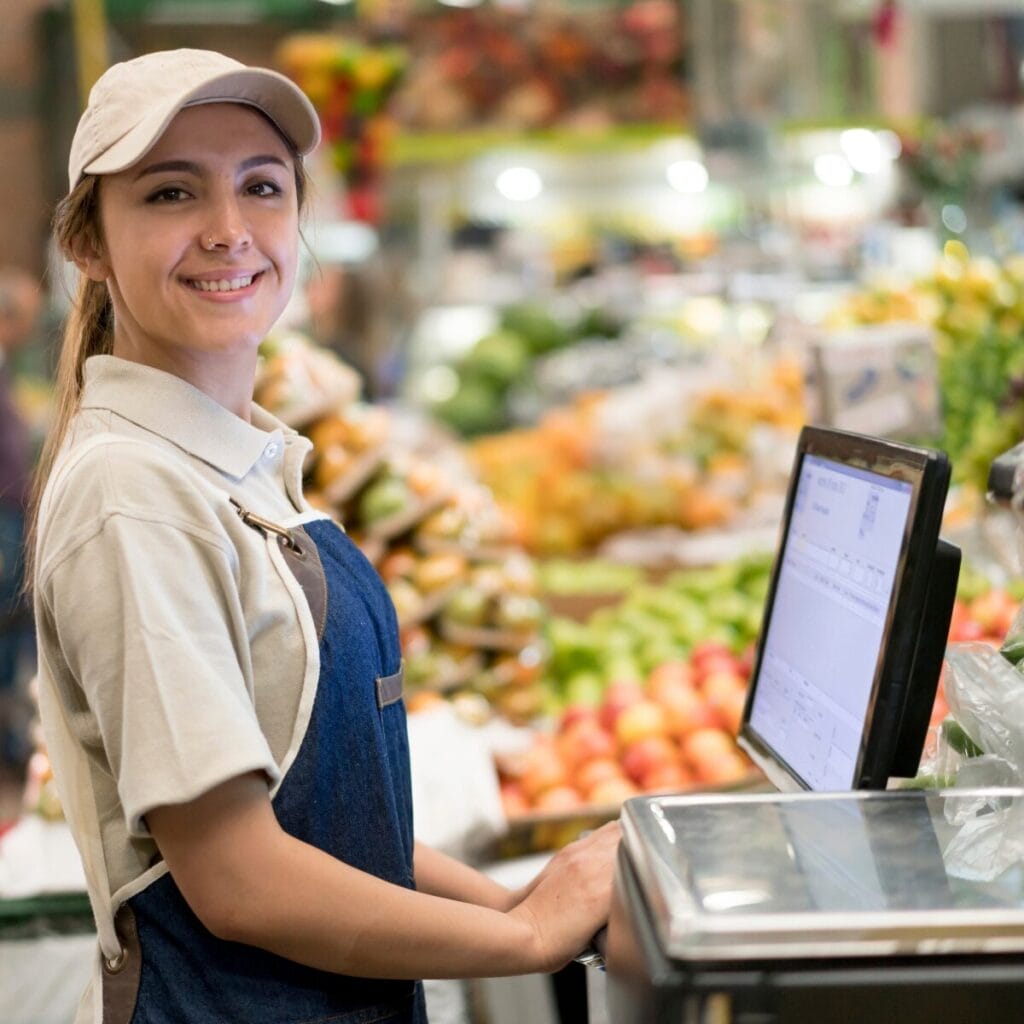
376 664 405 708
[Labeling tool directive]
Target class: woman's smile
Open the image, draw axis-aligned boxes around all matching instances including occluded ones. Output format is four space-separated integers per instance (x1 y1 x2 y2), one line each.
183 269 266 297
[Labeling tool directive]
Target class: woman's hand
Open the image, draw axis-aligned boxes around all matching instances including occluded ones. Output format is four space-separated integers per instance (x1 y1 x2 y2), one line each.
508 821 621 973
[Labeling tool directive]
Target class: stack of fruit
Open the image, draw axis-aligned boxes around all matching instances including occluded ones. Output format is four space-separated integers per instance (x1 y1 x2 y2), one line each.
827 243 1024 495
542 555 771 712
304 413 548 718
498 641 754 818
468 356 804 555
276 34 406 222
429 303 621 438
255 332 362 429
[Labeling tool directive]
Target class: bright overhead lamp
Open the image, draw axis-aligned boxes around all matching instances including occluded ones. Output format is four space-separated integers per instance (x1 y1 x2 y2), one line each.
495 166 543 202
814 154 854 188
840 129 885 175
666 159 709 194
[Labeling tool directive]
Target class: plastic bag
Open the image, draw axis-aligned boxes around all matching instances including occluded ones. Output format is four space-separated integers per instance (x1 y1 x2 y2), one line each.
916 440 1024 788
919 603 1024 789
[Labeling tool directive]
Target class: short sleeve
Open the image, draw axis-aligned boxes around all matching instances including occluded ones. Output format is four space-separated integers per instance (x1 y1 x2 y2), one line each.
41 491 280 838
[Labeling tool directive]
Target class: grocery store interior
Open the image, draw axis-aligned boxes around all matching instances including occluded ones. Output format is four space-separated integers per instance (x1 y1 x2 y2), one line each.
4 1 1024 1022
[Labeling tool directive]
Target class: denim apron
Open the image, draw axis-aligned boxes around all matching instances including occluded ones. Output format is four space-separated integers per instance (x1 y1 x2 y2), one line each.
101 516 428 1024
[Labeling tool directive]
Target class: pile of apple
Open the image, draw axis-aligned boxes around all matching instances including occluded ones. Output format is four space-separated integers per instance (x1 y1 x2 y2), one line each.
499 640 754 817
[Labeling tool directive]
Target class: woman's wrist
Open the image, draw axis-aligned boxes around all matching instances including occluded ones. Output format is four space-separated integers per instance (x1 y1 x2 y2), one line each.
502 883 530 912
505 901 553 974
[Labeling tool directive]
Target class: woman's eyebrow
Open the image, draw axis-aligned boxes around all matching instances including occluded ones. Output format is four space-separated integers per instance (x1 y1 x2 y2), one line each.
134 159 200 180
133 154 289 180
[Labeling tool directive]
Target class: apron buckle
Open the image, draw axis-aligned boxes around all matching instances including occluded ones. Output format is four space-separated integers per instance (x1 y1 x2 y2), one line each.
228 497 303 554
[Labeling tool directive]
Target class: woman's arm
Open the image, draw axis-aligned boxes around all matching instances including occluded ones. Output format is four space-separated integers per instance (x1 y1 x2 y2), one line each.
146 772 618 980
413 842 520 912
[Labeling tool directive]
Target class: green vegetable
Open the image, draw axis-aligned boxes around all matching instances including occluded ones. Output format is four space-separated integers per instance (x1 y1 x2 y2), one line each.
999 635 1024 666
941 718 985 758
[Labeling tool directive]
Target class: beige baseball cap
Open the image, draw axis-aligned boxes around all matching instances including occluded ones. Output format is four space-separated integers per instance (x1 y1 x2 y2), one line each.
68 48 321 190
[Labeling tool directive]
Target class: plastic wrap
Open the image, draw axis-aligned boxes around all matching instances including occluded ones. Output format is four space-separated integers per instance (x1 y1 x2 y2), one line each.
928 642 1024 787
918 442 1024 787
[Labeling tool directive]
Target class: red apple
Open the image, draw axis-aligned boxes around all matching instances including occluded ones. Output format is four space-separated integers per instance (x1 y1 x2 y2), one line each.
647 660 696 694
680 727 736 772
695 655 742 685
519 744 568 802
500 781 529 818
599 681 645 733
701 670 747 705
691 640 734 668
615 700 669 747
658 685 718 738
639 761 691 793
557 720 616 770
620 735 678 785
736 644 757 679
969 590 1019 639
559 704 600 733
951 618 986 643
574 757 626 797
533 785 583 813
695 752 750 786
709 688 747 735
588 776 639 808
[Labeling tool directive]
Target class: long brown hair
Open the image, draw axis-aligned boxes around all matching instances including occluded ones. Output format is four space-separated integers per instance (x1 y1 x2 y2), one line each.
24 133 309 591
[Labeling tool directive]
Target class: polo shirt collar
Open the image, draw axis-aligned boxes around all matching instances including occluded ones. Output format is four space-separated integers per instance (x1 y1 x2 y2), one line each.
81 355 297 480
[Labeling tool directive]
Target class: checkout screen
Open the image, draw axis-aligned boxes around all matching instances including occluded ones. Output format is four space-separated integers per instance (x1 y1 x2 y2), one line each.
749 454 913 789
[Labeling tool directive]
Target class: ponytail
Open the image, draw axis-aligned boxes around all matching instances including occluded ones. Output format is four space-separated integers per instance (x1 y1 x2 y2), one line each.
24 177 113 591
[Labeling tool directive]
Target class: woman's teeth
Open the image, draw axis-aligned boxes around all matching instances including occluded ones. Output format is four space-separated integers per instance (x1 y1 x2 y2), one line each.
190 274 256 292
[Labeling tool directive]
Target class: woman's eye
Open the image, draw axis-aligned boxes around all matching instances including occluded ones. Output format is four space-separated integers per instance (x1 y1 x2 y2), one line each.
248 180 283 198
147 186 190 203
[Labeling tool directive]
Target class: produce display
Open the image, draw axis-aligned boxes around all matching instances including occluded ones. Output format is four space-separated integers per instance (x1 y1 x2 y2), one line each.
276 35 406 222
429 303 622 438
543 555 771 710
469 357 805 554
828 243 1024 494
498 642 754 819
255 335 547 722
492 556 768 818
387 2 689 135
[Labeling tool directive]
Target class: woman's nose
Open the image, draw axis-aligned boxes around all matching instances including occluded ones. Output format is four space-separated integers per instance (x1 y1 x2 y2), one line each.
201 196 252 253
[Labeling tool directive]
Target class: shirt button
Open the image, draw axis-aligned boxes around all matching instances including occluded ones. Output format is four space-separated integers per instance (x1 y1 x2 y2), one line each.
264 443 279 459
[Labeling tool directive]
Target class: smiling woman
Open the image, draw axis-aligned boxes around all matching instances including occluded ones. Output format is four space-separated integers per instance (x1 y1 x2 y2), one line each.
26 47 620 1024
83 104 300 407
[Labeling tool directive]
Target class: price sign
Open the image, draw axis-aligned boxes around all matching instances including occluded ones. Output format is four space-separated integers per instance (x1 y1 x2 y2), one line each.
810 323 942 441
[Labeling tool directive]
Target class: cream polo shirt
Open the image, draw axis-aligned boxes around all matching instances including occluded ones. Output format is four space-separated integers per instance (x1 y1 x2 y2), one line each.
33 355 327 975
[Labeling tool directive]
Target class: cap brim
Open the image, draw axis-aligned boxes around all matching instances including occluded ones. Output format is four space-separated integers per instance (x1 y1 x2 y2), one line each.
82 67 320 179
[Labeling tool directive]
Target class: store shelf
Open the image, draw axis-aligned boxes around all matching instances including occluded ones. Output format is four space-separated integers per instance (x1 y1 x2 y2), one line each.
396 580 463 630
440 621 540 652
364 491 451 544
322 446 391 507
415 652 486 695
392 122 692 166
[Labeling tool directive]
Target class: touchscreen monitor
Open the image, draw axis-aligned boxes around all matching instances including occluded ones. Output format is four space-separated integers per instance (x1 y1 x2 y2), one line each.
739 426 958 791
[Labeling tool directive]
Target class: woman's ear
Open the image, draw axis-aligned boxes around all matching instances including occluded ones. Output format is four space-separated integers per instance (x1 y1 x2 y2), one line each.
68 230 110 283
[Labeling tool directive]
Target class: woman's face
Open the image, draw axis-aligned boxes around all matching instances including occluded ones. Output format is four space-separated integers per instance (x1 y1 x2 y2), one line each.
87 102 299 369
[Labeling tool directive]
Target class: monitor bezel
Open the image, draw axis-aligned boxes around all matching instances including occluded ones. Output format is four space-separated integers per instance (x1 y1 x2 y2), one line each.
738 425 951 791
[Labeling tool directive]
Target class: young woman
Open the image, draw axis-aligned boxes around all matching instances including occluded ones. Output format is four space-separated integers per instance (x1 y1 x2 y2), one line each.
30 49 619 1024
